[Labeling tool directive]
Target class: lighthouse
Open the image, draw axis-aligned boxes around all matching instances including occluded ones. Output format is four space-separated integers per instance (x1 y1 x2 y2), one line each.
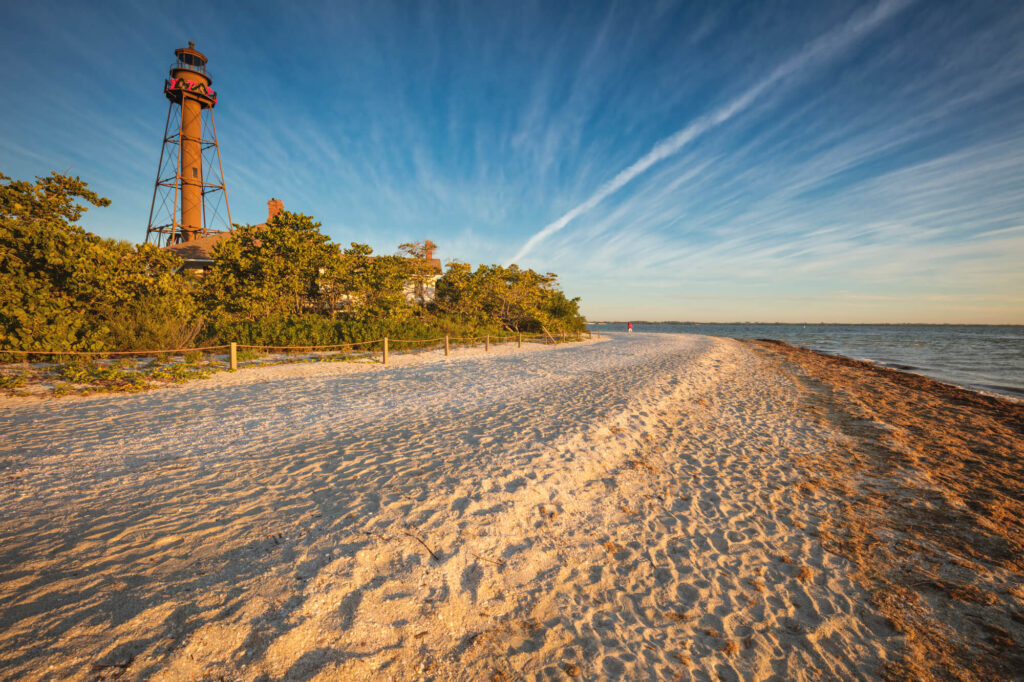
145 42 232 245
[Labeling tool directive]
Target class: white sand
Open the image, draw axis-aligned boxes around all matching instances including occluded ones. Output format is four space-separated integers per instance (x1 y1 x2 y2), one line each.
0 333 899 680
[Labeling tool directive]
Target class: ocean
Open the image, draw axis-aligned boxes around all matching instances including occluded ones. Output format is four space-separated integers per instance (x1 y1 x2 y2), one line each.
588 323 1024 399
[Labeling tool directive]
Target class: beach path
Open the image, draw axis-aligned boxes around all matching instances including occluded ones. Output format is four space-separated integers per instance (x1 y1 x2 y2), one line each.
0 333 898 680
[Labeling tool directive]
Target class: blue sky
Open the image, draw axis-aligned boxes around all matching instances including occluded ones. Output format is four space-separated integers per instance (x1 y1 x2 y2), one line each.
2 0 1023 323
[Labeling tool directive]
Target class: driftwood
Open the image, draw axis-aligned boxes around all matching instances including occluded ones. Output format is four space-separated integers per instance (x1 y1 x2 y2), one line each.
403 528 440 561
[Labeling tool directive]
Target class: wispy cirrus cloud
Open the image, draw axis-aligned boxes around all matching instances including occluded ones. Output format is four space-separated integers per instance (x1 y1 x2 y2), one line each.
512 0 914 261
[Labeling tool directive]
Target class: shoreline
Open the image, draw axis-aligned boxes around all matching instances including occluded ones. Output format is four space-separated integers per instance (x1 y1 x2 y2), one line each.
745 337 1024 408
0 332 1020 679
742 337 1023 679
591 324 1024 401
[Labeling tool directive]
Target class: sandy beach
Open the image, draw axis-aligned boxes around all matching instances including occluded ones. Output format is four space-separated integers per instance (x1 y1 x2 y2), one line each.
0 332 1020 681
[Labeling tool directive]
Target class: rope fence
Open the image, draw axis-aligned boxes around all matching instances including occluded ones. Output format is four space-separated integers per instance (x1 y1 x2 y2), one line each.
234 339 380 351
0 330 600 372
0 344 232 356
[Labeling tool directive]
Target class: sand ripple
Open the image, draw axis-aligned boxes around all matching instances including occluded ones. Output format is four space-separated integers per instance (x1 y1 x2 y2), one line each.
0 334 899 680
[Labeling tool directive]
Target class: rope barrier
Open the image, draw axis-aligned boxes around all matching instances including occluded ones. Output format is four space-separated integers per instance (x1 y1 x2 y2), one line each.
448 335 516 342
0 331 587 360
235 340 379 351
0 344 231 356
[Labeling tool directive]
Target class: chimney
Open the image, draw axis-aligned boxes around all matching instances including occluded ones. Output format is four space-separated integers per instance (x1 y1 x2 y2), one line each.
267 198 284 223
423 239 436 260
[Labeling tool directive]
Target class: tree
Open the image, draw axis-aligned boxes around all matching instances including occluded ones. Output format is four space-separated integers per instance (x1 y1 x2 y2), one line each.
540 289 586 333
397 240 438 306
432 261 479 321
0 172 197 351
433 262 586 333
0 172 588 353
335 243 412 321
202 211 335 321
0 171 110 224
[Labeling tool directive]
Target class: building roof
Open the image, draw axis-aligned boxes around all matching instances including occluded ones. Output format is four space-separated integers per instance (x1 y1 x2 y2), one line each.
163 232 231 264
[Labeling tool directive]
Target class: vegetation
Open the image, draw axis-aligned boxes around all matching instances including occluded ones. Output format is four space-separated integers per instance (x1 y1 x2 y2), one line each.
1 172 199 354
1 171 586 365
434 262 585 335
200 211 335 321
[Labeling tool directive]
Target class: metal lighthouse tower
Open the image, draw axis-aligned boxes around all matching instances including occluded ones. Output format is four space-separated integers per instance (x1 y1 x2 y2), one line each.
145 42 232 245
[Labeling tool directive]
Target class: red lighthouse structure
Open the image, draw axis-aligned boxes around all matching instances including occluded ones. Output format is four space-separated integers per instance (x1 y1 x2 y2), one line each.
145 42 232 245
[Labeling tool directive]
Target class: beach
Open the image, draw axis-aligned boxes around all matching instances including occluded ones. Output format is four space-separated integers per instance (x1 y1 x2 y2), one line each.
0 332 1020 680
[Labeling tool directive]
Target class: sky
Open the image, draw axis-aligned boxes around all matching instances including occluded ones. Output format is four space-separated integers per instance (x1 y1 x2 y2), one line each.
2 0 1023 323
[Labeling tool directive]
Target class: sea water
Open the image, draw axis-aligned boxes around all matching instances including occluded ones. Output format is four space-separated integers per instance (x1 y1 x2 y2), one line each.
589 323 1024 399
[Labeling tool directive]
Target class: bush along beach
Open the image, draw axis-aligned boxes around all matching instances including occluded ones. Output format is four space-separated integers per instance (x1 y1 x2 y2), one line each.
1 172 586 391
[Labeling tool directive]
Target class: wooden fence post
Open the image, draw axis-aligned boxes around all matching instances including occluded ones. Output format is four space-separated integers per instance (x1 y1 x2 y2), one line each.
485 335 490 351
383 337 389 365
518 333 522 348
561 332 566 343
230 342 237 370
444 335 450 357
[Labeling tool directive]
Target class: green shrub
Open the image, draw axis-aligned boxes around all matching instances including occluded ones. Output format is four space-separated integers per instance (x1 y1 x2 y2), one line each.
1 172 198 353
1 171 586 362
0 374 28 390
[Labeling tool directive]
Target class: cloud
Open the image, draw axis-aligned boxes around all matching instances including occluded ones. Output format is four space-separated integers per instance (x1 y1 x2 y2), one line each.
511 0 913 262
